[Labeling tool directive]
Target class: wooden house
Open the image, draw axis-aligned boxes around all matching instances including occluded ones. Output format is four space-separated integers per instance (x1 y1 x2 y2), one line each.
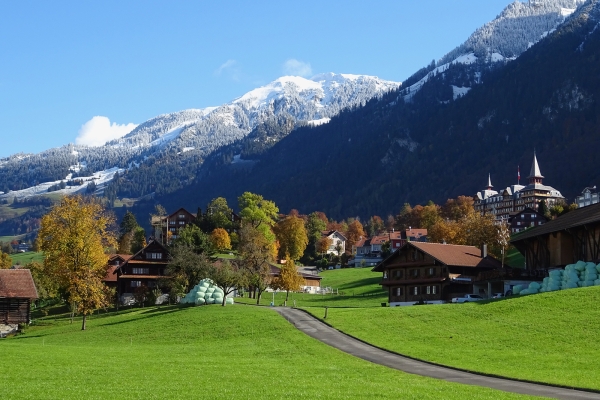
0 269 38 325
373 242 501 306
321 230 347 255
511 202 600 269
103 254 132 289
113 240 170 301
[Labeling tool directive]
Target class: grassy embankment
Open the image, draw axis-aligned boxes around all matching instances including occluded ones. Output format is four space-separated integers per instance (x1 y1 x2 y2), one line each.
0 306 536 400
304 286 600 390
235 266 387 307
10 251 44 265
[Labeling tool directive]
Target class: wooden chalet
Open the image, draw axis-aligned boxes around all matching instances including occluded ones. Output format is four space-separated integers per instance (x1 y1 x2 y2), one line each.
0 269 38 325
113 240 170 300
373 242 501 306
511 202 600 269
103 254 133 289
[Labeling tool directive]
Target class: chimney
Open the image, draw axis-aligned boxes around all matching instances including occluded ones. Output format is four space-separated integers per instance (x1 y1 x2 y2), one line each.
481 244 488 258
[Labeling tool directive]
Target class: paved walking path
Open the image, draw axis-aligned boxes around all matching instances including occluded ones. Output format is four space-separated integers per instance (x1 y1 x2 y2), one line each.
274 307 600 400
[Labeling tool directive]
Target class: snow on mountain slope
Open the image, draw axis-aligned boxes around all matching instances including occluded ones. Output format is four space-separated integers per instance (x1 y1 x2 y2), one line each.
402 0 586 101
109 73 400 156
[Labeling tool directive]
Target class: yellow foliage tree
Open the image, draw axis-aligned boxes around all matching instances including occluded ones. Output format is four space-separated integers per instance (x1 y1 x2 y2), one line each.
273 215 308 261
38 196 116 330
271 256 304 301
346 220 365 250
210 228 232 252
316 236 332 256
0 250 12 269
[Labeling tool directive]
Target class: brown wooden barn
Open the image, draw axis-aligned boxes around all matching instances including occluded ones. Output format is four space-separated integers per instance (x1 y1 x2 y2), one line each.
0 269 38 325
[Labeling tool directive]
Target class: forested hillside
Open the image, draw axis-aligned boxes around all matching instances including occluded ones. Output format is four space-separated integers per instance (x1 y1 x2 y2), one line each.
148 0 600 220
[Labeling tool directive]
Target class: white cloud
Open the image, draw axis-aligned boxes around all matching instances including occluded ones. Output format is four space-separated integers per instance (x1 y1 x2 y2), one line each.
75 116 137 147
214 59 241 81
283 59 312 77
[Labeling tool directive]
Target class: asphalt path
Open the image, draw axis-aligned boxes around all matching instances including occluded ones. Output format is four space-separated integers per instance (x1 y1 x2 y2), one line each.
274 307 600 400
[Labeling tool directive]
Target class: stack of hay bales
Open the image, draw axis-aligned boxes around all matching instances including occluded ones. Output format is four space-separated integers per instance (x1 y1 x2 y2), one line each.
180 278 234 305
521 261 600 296
540 270 562 292
519 281 541 295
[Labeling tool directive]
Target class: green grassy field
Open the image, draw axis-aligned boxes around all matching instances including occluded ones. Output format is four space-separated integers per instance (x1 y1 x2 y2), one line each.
0 202 31 220
236 267 387 308
10 251 44 265
506 246 525 268
304 286 600 390
0 306 536 400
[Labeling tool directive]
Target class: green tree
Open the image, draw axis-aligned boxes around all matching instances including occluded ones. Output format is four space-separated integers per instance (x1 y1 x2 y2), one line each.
38 196 116 330
165 243 212 295
120 211 139 236
203 197 233 231
538 199 550 219
238 223 274 305
207 260 247 306
174 224 213 254
238 192 278 242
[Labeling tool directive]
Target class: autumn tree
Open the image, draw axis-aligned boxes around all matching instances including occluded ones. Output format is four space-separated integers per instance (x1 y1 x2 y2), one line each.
346 220 365 250
271 256 304 301
238 223 274 304
38 196 116 330
0 250 11 269
207 260 247 306
273 215 308 260
442 196 475 221
420 201 442 230
366 216 384 236
210 228 231 252
316 236 333 256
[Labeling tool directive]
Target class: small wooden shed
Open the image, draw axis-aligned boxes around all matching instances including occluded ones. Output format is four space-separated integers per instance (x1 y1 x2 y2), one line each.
0 269 39 325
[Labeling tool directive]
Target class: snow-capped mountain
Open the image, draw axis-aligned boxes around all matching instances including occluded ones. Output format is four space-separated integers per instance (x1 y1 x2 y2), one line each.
106 73 399 156
401 0 586 101
0 73 399 199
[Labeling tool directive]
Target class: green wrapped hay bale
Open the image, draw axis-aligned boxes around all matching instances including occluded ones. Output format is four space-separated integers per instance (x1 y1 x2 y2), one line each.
596 264 600 273
195 298 206 305
586 262 596 270
595 279 600 286
205 298 215 304
513 285 523 295
520 289 531 295
529 282 541 290
565 282 579 289
226 297 234 305
575 260 586 270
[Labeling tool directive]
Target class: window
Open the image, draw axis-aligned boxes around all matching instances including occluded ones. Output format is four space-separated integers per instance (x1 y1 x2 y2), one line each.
170 221 176 225
428 267 435 276
432 286 437 295
132 268 149 275
426 286 431 294
393 270 403 279
413 286 419 295
411 269 419 278
179 221 186 225
146 252 162 260
179 214 185 218
131 281 142 288
395 288 403 296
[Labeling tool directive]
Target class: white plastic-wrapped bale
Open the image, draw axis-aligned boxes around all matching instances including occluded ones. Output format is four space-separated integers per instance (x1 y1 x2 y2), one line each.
226 297 234 305
195 298 206 305
206 298 215 304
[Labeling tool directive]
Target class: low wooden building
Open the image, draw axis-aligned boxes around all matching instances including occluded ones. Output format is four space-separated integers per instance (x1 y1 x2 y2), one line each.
0 269 38 325
113 240 170 301
373 242 501 306
103 254 133 289
511 202 600 269
269 265 322 288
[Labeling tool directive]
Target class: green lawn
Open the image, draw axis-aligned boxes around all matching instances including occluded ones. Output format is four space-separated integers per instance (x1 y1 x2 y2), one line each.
10 251 44 265
0 306 536 399
506 246 525 268
304 286 600 390
236 267 387 308
320 267 383 295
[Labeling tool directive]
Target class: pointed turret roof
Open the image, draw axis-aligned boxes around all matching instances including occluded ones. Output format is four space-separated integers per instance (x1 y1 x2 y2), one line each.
487 173 493 189
528 151 544 179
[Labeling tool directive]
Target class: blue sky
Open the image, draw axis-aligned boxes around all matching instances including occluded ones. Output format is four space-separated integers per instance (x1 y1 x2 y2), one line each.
0 0 513 158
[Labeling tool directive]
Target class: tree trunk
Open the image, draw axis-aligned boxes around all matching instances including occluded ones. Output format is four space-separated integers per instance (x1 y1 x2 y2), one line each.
81 314 87 331
286 290 290 302
222 296 226 306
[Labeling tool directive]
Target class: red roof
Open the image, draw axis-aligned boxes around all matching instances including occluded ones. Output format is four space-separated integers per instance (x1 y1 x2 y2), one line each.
104 266 118 283
410 242 496 268
0 269 38 299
